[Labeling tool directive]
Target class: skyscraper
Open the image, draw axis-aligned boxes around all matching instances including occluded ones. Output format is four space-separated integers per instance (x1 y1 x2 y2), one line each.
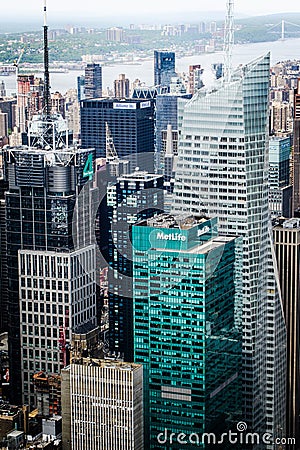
293 79 300 214
114 73 130 98
273 218 300 447
188 64 204 95
107 170 164 361
61 359 144 450
3 144 98 406
84 63 102 99
269 136 292 218
154 51 177 89
155 93 191 159
0 172 8 333
80 98 155 170
172 54 286 440
132 214 242 448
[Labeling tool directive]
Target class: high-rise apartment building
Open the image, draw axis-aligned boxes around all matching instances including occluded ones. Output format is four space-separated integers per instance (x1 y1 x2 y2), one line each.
17 75 35 133
269 136 292 218
61 359 144 450
106 27 124 42
80 98 155 170
84 63 102 99
293 79 300 214
114 73 130 98
172 54 286 442
188 64 204 95
270 100 292 135
132 214 242 448
3 144 98 406
273 218 300 447
154 51 177 89
107 170 164 361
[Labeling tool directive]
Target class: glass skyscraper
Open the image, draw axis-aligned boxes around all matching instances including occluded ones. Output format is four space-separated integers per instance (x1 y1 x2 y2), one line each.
172 54 286 442
3 144 98 406
107 171 164 361
132 214 242 449
154 51 177 90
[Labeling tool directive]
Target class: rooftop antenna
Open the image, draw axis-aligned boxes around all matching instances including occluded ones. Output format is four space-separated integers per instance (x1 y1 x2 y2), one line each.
223 0 234 83
43 0 51 117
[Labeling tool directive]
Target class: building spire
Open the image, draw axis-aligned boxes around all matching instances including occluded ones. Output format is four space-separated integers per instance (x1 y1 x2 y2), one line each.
223 0 234 83
43 0 51 117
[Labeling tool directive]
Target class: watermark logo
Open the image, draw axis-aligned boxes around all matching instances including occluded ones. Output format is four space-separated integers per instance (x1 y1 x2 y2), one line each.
157 422 295 447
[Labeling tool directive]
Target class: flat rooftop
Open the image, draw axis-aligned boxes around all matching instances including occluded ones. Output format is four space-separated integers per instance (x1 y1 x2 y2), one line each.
145 213 211 230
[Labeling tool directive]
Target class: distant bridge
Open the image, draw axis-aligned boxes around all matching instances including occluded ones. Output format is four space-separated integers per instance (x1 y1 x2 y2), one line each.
267 19 300 40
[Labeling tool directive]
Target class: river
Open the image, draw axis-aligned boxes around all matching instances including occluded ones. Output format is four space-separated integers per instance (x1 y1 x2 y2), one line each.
1 38 300 95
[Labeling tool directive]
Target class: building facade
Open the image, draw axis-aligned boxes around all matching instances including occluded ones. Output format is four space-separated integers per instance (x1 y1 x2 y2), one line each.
273 218 300 446
84 63 102 99
107 171 164 361
114 74 130 99
61 359 143 450
172 54 286 443
269 136 292 218
154 51 177 89
3 144 98 405
155 93 191 159
293 79 300 214
132 214 242 448
80 98 155 170
188 64 204 95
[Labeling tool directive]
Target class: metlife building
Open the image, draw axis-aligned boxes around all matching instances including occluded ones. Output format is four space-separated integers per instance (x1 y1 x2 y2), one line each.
80 98 155 171
132 213 243 449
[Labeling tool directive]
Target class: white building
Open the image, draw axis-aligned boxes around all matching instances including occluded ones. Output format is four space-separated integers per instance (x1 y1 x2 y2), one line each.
61 359 144 450
172 54 286 444
19 245 97 406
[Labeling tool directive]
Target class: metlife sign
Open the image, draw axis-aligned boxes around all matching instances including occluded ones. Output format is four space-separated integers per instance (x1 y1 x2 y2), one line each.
156 232 186 242
113 102 137 110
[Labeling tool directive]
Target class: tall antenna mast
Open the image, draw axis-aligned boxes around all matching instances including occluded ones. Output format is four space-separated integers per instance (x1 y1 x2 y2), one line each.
43 0 51 117
223 0 234 83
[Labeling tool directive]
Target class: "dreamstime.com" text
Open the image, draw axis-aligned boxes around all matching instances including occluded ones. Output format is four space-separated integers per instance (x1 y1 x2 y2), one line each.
156 422 296 447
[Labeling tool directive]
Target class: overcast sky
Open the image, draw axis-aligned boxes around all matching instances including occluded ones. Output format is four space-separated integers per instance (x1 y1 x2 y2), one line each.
3 0 300 19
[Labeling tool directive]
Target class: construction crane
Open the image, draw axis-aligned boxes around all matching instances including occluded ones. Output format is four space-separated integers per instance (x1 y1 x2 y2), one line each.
14 48 25 131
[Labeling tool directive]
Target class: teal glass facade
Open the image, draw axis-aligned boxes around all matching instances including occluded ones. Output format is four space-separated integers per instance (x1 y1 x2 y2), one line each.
132 215 242 449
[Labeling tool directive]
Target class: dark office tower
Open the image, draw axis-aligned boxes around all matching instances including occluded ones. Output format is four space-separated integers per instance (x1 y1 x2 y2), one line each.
114 74 130 99
156 93 191 163
273 218 300 447
269 136 292 219
154 51 177 89
107 171 164 361
0 98 17 131
80 98 155 171
3 144 98 406
293 79 300 214
132 214 243 448
0 174 8 333
84 63 102 99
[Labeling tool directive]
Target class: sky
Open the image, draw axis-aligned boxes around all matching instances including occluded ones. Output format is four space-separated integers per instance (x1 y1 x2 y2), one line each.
2 0 300 21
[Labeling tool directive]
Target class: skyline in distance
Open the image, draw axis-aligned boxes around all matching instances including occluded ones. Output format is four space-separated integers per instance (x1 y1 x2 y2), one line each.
1 0 300 23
